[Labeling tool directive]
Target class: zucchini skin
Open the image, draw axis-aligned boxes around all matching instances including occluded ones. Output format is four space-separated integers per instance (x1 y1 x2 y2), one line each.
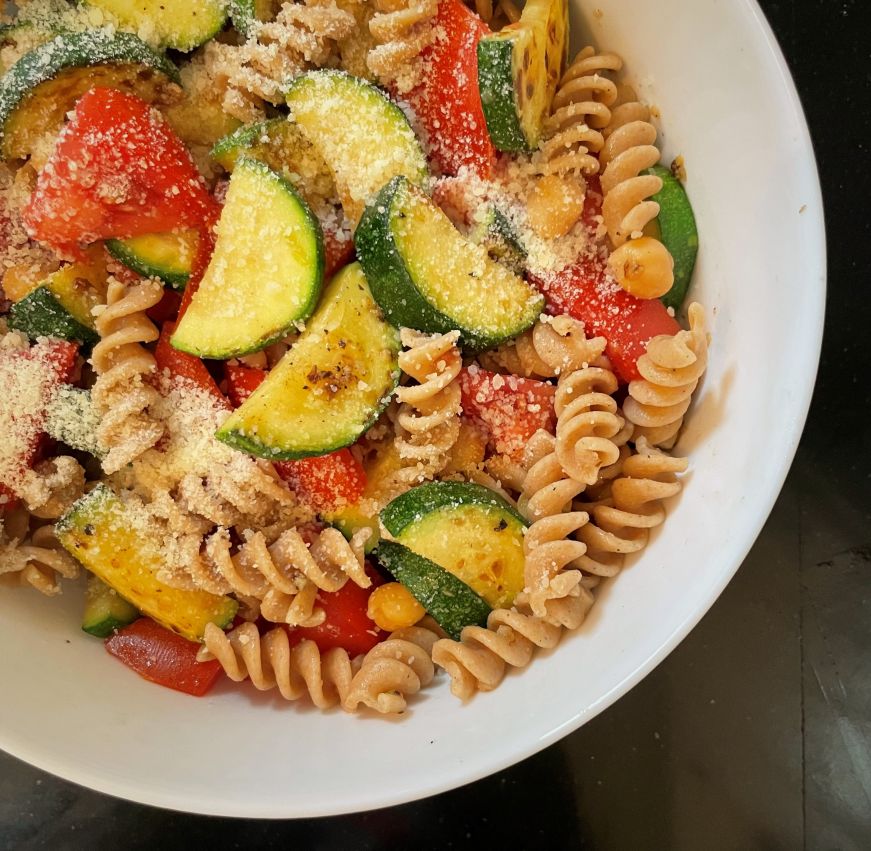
106 234 194 290
381 480 527 536
375 540 491 641
477 38 530 153
646 165 699 311
355 176 458 339
8 287 98 345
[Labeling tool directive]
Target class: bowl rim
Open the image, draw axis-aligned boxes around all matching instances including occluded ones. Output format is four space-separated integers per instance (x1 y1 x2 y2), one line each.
0 0 826 818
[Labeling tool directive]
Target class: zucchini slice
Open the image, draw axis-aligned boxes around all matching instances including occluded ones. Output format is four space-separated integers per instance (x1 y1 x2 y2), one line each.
375 540 491 641
45 386 103 457
470 205 527 275
229 0 281 36
171 157 324 359
82 575 139 638
381 481 527 609
216 262 400 460
107 230 199 290
285 71 428 223
645 165 699 311
56 485 237 642
477 0 568 151
0 30 180 160
82 1 228 52
355 175 543 349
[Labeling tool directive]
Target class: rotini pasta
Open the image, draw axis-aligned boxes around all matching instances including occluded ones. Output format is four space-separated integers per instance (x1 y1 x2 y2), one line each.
367 0 438 92
91 277 165 475
623 302 708 448
0 514 80 596
16 456 85 520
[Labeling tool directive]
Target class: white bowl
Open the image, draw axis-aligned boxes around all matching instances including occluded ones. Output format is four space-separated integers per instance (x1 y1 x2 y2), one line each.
0 0 824 817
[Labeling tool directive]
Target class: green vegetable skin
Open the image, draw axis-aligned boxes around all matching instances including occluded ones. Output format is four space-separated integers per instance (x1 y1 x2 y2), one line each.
82 575 139 638
381 480 528 610
0 30 179 159
106 231 198 290
229 0 280 36
375 541 491 641
354 175 543 350
646 164 699 310
8 287 97 344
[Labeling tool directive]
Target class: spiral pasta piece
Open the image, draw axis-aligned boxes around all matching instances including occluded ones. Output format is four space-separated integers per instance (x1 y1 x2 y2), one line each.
431 604 562 699
204 0 357 121
623 303 708 448
91 277 165 475
16 456 85 520
193 525 372 627
465 0 521 28
367 0 438 92
554 363 626 486
200 622 355 709
539 46 623 177
0 517 80 596
600 85 665 249
390 329 462 486
573 437 688 578
343 624 439 714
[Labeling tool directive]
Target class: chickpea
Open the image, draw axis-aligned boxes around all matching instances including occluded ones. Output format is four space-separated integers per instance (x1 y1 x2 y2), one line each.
607 236 674 299
367 582 425 632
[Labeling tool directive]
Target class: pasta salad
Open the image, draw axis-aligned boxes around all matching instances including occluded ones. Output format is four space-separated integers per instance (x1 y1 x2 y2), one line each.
0 0 708 714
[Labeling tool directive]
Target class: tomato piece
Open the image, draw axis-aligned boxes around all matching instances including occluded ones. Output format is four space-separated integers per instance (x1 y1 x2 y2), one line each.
146 287 183 325
24 88 218 253
288 565 386 655
224 362 266 408
105 618 223 697
460 366 556 460
275 449 367 514
404 0 496 178
177 219 217 322
155 321 226 404
530 255 680 383
323 224 355 279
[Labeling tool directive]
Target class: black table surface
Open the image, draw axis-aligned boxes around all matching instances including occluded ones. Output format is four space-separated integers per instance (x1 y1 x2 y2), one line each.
3 2 870 849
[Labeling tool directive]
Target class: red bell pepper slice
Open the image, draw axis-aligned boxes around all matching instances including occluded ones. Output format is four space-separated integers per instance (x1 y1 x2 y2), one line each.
460 365 556 460
288 565 386 656
403 0 496 178
105 618 223 697
0 339 79 510
154 322 226 404
224 362 266 408
324 224 355 279
275 449 367 514
529 257 680 383
24 88 219 253
176 218 217 322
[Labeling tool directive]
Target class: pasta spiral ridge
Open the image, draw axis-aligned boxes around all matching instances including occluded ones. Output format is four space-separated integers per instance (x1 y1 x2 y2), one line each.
367 0 438 92
193 525 372 627
390 329 462 486
431 604 563 700
91 277 165 475
573 437 688 578
599 86 663 246
623 302 708 448
16 456 85 520
200 621 355 709
0 518 80 596
465 0 521 27
539 46 623 177
343 624 440 714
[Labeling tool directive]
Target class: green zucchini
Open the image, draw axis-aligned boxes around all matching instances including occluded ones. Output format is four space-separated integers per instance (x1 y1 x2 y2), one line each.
229 0 281 36
284 71 428 223
355 175 543 349
645 165 699 311
477 0 568 151
375 540 491 641
216 262 400 460
82 575 139 638
171 156 324 359
381 481 527 609
470 205 527 275
8 288 96 344
82 0 228 51
107 230 199 290
0 30 180 159
56 485 237 642
45 386 103 457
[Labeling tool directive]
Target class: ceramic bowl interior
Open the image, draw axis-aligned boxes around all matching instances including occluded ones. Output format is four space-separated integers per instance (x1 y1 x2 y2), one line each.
0 0 824 817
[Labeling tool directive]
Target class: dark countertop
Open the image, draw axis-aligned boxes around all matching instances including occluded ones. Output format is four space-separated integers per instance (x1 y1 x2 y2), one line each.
2 2 869 849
